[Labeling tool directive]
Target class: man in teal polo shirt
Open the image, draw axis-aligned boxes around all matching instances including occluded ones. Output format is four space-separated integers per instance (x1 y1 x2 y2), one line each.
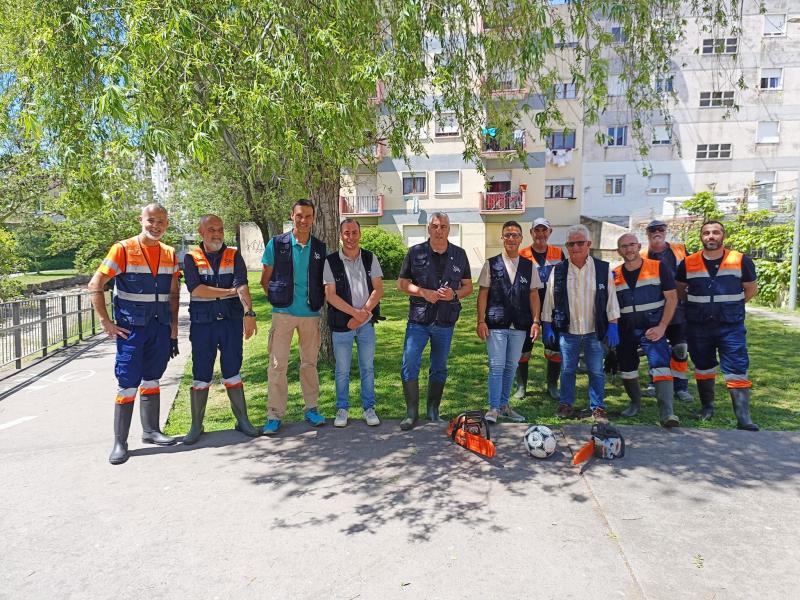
260 199 327 434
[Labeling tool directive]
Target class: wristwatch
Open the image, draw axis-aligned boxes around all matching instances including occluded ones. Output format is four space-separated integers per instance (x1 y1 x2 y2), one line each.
244 310 256 317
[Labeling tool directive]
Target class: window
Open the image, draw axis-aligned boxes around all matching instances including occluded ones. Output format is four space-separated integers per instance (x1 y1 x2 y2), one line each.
545 178 575 199
696 143 732 159
754 171 777 202
554 82 576 99
760 68 782 90
764 14 786 37
756 121 780 144
611 26 627 43
655 76 674 93
647 174 670 195
604 176 625 196
434 170 460 195
435 113 459 137
699 91 735 107
546 130 576 150
608 75 627 96
492 69 517 91
652 125 672 145
606 126 628 147
402 172 427 195
702 38 738 55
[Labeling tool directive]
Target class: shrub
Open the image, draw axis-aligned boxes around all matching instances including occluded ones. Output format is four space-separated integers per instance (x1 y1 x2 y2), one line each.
359 226 408 279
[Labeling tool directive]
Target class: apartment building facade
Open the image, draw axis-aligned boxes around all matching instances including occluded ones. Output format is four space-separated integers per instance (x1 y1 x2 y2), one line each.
582 0 800 227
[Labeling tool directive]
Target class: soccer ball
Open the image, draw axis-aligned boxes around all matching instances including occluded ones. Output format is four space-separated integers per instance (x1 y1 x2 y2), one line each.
523 425 557 459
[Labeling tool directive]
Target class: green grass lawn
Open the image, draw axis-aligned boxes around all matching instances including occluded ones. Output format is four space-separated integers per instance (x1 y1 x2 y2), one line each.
165 273 800 434
14 269 80 286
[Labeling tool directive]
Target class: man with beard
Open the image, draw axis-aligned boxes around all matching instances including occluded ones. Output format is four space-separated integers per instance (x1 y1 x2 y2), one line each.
640 219 692 402
675 221 759 430
181 214 261 444
614 233 679 427
88 203 181 464
518 217 565 399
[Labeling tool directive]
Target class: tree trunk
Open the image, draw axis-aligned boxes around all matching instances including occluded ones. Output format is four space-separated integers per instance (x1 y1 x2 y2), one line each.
307 162 341 364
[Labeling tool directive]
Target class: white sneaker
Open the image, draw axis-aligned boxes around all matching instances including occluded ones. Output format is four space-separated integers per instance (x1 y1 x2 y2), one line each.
334 408 348 427
499 405 526 423
485 409 499 423
363 408 380 426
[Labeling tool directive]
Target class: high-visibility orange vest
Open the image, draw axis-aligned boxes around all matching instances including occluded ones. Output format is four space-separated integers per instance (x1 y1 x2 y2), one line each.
613 258 666 327
112 237 177 326
683 249 746 323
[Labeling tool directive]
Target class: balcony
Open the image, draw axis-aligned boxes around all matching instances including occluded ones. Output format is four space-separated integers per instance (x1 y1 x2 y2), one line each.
479 189 526 214
480 130 526 157
339 194 384 217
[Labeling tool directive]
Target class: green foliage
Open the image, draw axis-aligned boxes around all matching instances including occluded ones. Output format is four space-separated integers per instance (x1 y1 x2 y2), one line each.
359 227 408 279
0 228 25 299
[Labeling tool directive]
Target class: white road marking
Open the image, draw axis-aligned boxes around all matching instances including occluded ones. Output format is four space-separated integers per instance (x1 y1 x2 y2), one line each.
0 416 38 431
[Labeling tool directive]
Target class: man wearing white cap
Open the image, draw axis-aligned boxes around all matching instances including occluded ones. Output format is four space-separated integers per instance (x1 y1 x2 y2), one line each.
518 217 565 399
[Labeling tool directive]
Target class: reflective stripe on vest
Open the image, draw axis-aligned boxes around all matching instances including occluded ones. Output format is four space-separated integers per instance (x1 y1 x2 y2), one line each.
187 246 243 322
684 249 746 323
641 242 686 264
613 258 665 322
112 237 175 327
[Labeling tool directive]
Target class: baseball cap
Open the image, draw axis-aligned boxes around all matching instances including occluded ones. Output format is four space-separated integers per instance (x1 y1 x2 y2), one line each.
532 217 552 229
646 219 667 230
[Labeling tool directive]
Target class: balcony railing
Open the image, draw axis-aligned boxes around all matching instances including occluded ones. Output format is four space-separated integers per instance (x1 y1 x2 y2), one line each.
339 194 384 216
481 130 526 156
479 189 526 214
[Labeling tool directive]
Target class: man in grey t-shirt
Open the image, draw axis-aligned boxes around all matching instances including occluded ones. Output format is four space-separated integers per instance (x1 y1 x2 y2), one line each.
323 219 384 427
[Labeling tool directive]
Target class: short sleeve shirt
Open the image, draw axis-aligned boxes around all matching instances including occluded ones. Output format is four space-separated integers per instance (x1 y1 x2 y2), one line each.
477 254 544 290
261 233 319 317
399 243 472 282
323 250 384 309
97 240 180 280
183 244 248 292
676 253 757 283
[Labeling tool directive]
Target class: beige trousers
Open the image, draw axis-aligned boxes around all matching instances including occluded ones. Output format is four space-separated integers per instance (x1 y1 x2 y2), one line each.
267 313 321 419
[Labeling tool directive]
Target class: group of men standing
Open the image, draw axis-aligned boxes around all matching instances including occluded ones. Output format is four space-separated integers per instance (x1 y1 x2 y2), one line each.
90 202 760 465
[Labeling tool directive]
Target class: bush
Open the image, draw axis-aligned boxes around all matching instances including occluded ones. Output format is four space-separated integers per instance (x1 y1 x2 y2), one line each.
359 226 408 279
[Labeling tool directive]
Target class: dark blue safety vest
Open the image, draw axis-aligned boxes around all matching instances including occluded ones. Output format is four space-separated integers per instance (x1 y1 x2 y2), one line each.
613 258 665 329
684 249 746 324
267 232 326 312
406 241 468 327
551 257 609 341
187 245 245 323
112 237 176 327
485 254 534 330
325 250 381 332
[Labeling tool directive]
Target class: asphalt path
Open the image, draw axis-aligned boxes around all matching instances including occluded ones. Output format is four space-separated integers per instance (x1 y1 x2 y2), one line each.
1 297 798 599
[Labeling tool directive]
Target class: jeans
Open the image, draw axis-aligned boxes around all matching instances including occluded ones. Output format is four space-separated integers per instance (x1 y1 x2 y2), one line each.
332 323 376 409
559 332 605 410
400 322 455 384
486 328 527 409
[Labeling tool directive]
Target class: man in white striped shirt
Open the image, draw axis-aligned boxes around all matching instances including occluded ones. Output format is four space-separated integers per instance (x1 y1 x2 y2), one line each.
541 224 620 423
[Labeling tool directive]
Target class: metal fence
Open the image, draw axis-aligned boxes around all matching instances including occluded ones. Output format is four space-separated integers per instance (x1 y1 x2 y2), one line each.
0 290 110 371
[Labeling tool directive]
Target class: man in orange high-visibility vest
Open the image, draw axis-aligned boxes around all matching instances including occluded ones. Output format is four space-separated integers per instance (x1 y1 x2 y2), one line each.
675 221 759 431
88 203 181 465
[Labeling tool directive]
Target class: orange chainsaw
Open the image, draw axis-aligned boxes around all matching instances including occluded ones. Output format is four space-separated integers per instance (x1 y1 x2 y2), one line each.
447 411 496 458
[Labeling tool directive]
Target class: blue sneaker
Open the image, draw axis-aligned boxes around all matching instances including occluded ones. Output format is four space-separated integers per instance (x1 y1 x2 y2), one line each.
304 407 326 427
262 419 281 435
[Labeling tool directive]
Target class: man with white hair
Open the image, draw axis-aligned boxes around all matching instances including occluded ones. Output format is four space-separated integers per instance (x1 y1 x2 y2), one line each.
541 224 620 423
397 212 473 430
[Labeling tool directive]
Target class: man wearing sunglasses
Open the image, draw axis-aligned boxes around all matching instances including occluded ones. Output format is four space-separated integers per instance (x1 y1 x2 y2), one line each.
541 224 620 423
476 220 543 423
641 219 692 403
517 217 565 400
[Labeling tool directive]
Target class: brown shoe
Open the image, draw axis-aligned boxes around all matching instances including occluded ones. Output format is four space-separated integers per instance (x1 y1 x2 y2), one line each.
556 403 573 419
592 407 609 424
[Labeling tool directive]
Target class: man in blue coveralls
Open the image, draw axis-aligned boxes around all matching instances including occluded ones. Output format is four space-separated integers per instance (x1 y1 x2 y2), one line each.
182 214 260 444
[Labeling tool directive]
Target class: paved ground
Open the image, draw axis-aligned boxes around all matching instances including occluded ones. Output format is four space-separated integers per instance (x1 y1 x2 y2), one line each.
1 300 799 599
747 305 800 329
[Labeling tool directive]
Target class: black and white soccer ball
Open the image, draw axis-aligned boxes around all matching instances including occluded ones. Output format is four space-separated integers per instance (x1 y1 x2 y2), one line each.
523 425 557 459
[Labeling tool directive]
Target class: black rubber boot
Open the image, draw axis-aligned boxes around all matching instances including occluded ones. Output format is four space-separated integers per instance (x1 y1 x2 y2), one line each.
140 393 177 445
696 379 715 421
621 379 642 417
109 402 134 465
426 380 446 422
655 380 680 428
730 388 759 431
228 386 261 437
546 361 560 400
183 387 208 445
400 379 419 431
513 362 529 399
